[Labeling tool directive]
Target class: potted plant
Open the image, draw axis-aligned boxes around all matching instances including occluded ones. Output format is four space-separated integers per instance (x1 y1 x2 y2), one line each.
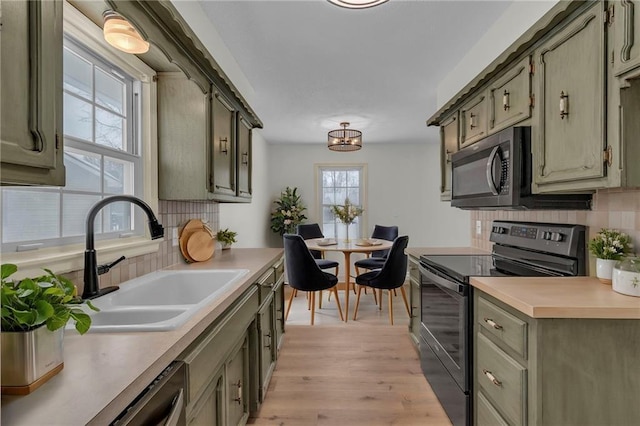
216 228 238 249
1 264 98 394
588 228 633 284
270 187 307 235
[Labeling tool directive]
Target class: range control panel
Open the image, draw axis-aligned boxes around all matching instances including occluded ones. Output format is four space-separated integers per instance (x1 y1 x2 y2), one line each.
490 220 585 258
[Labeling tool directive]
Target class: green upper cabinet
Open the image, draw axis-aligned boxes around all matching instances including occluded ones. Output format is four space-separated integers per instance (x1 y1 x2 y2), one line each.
488 56 532 135
533 2 607 192
237 116 253 200
439 112 459 201
0 0 65 186
459 91 488 148
611 0 640 77
210 91 237 199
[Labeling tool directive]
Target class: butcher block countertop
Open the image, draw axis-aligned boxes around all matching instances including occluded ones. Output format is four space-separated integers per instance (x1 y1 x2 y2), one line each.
1 248 284 426
471 276 640 319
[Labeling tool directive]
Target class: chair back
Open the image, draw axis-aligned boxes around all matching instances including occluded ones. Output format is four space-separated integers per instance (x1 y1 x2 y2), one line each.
283 234 336 291
368 236 409 290
371 225 399 258
297 223 325 259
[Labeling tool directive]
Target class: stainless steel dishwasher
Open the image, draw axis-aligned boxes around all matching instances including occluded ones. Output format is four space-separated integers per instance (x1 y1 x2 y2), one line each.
111 361 186 426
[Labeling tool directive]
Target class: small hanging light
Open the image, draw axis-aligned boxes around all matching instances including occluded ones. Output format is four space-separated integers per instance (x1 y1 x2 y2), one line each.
327 0 389 9
327 122 363 152
103 11 149 54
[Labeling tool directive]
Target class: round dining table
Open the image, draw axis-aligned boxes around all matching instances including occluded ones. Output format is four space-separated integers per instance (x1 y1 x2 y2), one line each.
304 238 393 322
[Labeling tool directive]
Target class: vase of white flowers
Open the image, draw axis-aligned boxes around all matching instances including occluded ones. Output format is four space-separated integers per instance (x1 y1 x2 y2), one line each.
330 198 364 243
588 228 633 284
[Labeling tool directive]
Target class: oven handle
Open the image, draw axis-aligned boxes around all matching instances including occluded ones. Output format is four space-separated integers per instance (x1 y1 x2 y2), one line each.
419 264 465 295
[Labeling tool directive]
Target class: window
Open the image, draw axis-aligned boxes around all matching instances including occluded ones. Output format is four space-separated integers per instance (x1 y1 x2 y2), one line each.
0 2 157 277
316 165 367 239
1 38 142 252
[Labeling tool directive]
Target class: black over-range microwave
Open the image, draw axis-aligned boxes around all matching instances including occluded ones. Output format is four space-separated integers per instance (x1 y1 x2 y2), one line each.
450 126 592 210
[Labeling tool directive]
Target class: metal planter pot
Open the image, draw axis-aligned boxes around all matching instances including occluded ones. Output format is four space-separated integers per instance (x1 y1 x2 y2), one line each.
1 326 64 394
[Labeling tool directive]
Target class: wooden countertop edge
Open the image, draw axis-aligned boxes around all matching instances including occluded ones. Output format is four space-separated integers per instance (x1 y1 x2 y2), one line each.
470 277 640 320
1 248 284 425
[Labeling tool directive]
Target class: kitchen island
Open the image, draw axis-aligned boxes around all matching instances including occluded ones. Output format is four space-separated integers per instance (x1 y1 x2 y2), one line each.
1 248 283 425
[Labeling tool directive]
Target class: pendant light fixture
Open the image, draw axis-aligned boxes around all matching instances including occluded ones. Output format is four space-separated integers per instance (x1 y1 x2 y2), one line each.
327 122 363 152
327 0 389 9
103 11 149 54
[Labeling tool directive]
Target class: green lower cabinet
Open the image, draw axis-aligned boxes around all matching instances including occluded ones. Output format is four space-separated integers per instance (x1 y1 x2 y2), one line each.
273 278 285 352
258 292 276 401
474 291 640 425
226 335 250 426
407 257 421 349
189 370 223 425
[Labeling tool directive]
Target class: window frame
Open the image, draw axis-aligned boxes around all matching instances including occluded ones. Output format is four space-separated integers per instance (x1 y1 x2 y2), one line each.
1 2 159 279
314 163 368 240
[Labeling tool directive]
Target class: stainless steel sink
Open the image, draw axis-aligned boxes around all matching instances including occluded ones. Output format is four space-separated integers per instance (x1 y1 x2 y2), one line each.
73 269 249 333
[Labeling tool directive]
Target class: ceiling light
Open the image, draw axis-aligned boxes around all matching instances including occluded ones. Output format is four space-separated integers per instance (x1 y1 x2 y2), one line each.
328 122 363 152
327 0 389 9
103 11 149 54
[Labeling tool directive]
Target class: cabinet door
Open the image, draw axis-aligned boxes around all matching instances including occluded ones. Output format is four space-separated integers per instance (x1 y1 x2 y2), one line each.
273 278 285 353
226 335 250 426
188 372 223 426
258 294 276 401
210 91 236 197
0 0 65 186
611 0 640 76
488 56 532 134
237 116 252 200
460 91 488 148
439 112 458 201
534 4 607 189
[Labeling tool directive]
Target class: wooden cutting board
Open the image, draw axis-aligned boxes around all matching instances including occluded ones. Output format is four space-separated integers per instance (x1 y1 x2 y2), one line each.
179 219 206 263
186 230 215 262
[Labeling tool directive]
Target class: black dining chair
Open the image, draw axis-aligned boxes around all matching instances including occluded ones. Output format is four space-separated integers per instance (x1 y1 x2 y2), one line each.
353 236 410 325
354 225 399 273
283 234 344 325
297 223 340 276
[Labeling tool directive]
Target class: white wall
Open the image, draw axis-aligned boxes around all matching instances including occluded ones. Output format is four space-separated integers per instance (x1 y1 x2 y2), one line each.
266 135 470 249
437 0 559 107
218 131 272 248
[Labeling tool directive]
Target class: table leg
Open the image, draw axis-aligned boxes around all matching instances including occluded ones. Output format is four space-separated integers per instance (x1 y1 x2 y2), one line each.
344 251 351 322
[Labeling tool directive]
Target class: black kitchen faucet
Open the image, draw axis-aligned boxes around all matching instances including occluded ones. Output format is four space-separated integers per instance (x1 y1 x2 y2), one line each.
82 195 164 299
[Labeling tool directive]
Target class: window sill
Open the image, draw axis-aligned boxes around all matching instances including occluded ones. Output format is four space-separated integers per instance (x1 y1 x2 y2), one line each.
2 237 162 279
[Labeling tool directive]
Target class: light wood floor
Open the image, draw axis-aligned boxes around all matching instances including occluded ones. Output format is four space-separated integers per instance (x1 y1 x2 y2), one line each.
248 287 452 425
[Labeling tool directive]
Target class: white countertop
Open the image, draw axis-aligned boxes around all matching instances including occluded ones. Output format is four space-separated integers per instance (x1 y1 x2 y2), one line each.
1 248 283 425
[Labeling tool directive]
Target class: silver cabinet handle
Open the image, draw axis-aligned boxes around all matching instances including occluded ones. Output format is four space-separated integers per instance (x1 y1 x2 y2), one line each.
242 151 249 165
233 379 242 404
469 113 477 129
264 332 272 349
220 137 228 154
163 389 184 426
559 91 569 119
503 90 510 111
484 317 503 330
483 369 502 387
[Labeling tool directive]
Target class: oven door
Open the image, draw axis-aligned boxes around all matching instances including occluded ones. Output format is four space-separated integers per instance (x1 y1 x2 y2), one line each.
419 263 470 392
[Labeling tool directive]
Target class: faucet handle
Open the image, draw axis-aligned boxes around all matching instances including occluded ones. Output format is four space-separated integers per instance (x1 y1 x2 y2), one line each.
97 256 126 275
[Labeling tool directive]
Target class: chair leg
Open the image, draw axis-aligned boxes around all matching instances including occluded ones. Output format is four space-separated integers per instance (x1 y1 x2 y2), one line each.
393 288 398 296
400 286 410 316
353 285 364 321
307 292 311 310
310 292 316 325
378 289 383 310
331 287 344 321
285 288 296 320
372 287 378 305
388 290 394 325
328 266 340 302
319 290 323 309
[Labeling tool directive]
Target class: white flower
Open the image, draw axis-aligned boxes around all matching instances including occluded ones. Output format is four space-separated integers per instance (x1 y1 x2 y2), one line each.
281 209 286 215
286 210 291 216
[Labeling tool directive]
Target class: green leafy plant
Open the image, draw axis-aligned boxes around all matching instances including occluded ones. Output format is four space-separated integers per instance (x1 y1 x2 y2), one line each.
1 264 99 335
216 228 238 245
588 228 633 260
330 198 364 224
270 187 307 235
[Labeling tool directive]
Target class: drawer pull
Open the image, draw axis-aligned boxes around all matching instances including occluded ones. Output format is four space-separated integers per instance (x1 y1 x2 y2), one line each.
484 317 503 330
482 369 502 387
233 379 242 404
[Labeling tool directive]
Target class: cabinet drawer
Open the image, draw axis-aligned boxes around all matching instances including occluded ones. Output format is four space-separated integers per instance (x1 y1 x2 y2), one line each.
460 91 488 148
488 56 531 134
476 333 527 426
477 296 527 358
274 257 285 284
179 286 258 404
257 268 276 304
477 391 509 426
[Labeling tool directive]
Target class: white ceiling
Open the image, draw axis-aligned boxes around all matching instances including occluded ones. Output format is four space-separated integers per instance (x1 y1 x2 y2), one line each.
196 0 513 145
